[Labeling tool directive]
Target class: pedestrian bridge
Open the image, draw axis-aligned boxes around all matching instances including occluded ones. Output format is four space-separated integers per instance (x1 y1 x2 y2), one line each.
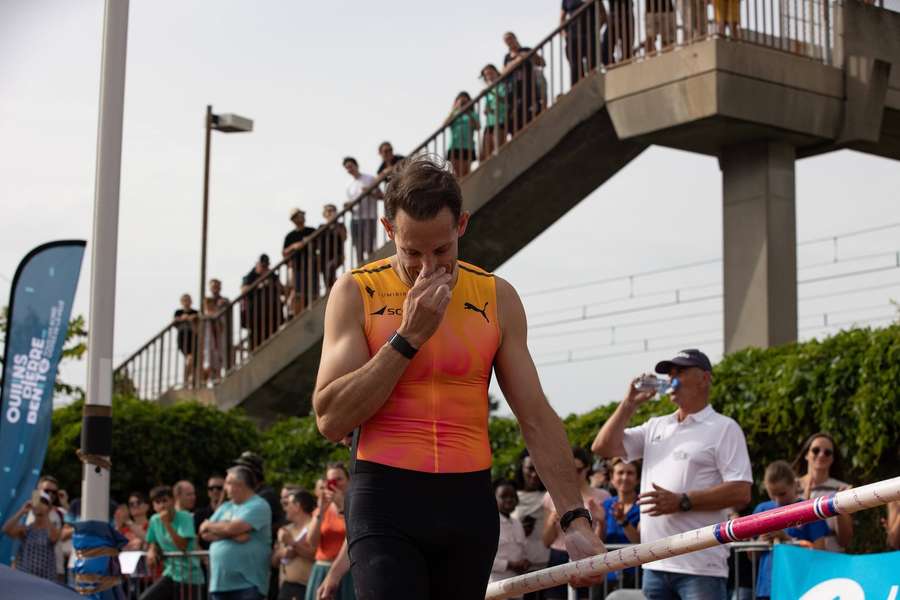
115 0 900 424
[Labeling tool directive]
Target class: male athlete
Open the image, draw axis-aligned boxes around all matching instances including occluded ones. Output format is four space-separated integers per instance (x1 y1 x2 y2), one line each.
314 155 605 600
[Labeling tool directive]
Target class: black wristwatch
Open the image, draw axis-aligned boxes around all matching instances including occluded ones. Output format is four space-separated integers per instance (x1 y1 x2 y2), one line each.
560 507 593 532
388 331 417 359
679 493 693 512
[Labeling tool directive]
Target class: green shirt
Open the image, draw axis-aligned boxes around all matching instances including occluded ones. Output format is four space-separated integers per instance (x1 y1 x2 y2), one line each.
145 511 204 585
209 495 271 594
484 85 507 127
448 111 479 151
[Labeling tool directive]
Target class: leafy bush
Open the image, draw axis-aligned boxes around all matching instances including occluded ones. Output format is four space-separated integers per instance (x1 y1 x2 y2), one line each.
44 396 260 505
259 416 350 490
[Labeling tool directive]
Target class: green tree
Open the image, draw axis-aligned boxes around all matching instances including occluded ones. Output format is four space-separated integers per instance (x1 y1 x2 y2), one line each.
259 416 350 491
44 395 261 503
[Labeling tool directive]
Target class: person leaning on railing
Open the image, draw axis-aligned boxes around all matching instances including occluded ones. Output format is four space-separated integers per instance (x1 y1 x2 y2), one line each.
443 91 480 179
561 0 606 83
600 458 641 591
272 491 317 600
792 432 854 552
343 157 383 266
479 65 509 161
501 32 546 134
142 485 205 600
752 461 829 600
316 204 347 291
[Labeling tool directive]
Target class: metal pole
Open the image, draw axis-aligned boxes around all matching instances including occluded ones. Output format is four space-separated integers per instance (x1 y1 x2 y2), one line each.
81 0 129 523
197 105 213 388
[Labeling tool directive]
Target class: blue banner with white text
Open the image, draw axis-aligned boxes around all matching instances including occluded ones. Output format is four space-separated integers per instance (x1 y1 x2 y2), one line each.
0 240 86 564
772 543 900 599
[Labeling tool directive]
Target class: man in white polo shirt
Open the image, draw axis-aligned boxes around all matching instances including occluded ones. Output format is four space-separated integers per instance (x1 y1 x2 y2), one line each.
592 349 752 600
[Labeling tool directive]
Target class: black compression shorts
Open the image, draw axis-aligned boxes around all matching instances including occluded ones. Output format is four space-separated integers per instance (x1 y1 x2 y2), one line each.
346 460 499 600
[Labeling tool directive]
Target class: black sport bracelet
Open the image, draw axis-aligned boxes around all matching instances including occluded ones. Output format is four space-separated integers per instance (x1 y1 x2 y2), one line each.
560 507 593 532
388 331 417 359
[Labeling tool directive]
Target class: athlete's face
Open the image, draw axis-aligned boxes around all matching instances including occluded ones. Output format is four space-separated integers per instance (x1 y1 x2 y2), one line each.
495 484 518 516
382 207 469 283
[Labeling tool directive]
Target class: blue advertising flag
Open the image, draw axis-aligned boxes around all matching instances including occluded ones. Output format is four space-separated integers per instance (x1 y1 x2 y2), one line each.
0 240 86 564
772 544 900 599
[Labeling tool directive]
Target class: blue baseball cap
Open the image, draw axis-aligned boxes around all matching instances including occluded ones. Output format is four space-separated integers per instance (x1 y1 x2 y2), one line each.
655 349 713 374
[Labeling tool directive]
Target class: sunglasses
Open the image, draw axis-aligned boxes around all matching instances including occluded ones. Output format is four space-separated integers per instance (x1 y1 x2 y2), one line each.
208 485 223 491
811 447 833 457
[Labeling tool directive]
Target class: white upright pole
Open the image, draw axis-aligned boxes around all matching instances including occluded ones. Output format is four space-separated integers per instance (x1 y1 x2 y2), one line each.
81 0 129 522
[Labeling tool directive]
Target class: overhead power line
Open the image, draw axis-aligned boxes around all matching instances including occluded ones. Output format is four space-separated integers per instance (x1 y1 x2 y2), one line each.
528 265 900 330
520 223 900 298
535 313 897 367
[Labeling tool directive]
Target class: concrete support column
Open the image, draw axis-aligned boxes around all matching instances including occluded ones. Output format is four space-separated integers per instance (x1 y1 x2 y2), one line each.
721 141 797 354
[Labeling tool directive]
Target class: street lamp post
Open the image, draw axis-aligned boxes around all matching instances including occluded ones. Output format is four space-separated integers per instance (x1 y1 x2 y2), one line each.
197 105 252 387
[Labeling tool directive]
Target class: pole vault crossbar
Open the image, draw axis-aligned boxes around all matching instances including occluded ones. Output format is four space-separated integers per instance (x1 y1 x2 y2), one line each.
486 476 900 599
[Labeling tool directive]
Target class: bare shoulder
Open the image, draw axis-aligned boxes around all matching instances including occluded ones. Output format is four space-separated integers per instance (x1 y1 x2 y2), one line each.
325 272 364 324
493 276 526 340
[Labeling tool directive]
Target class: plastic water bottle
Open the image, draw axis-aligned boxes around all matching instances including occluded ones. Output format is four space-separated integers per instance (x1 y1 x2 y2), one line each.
633 375 678 396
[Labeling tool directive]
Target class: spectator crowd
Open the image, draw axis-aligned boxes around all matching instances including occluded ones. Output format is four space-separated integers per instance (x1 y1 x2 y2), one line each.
5 349 900 600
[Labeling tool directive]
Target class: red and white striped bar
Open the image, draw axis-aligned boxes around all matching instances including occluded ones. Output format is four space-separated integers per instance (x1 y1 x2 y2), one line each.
485 476 900 600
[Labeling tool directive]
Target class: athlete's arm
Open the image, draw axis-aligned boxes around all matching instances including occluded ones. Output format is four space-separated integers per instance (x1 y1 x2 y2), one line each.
493 277 605 569
313 267 452 441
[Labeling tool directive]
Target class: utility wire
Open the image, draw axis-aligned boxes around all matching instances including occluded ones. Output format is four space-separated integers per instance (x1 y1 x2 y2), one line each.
528 280 900 341
525 248 898 317
535 313 897 367
529 265 900 330
520 224 900 298
532 305 898 359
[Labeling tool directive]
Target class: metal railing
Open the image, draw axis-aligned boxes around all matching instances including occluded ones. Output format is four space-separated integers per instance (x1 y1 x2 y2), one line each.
602 0 838 65
115 0 875 399
114 0 607 399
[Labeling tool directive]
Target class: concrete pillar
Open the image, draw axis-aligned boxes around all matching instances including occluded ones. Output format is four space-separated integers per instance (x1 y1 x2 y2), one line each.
721 141 797 354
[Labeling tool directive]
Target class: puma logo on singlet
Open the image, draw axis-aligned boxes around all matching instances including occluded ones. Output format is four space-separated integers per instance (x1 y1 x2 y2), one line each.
365 286 376 298
464 302 489 323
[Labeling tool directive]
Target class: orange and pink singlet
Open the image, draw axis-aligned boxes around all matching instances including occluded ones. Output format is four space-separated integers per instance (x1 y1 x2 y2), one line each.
351 257 500 473
345 257 503 600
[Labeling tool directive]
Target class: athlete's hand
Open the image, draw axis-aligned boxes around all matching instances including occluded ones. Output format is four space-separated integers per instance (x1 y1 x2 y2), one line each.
563 518 607 587
397 266 452 349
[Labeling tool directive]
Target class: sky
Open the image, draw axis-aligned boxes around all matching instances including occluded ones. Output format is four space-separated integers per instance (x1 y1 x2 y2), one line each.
2 0 899 419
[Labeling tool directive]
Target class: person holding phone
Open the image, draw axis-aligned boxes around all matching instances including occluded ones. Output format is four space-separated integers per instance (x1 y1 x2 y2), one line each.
305 463 353 600
2 490 59 581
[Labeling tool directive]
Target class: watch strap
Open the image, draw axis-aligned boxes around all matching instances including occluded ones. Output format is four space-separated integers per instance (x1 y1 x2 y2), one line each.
388 331 417 359
560 507 593 532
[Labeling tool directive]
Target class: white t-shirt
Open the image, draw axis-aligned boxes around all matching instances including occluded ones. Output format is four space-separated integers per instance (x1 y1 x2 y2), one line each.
491 513 526 584
622 404 752 578
346 173 379 220
512 490 550 569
